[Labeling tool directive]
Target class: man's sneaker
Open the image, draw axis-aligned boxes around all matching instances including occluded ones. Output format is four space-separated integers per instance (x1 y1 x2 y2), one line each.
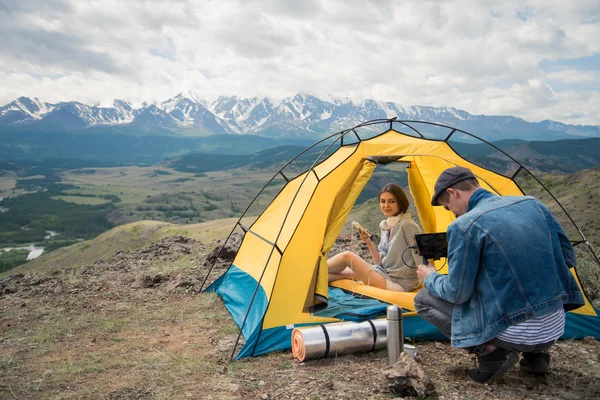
519 352 550 375
468 347 519 384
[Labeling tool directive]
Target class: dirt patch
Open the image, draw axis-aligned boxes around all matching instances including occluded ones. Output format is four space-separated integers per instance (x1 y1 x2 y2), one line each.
1 235 599 399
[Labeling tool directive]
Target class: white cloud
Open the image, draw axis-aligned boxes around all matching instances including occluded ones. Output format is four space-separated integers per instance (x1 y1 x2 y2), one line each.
0 0 598 125
546 70 596 83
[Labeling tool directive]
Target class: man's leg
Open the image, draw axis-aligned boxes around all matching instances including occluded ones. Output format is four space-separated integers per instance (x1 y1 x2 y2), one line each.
413 289 520 384
467 347 519 384
413 287 453 339
493 338 554 375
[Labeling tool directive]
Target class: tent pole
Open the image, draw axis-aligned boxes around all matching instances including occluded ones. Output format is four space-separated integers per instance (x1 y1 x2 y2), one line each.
393 121 425 138
213 118 599 359
200 129 355 291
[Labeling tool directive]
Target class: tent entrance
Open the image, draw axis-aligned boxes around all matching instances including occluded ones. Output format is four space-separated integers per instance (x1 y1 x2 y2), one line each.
309 155 416 314
313 288 389 321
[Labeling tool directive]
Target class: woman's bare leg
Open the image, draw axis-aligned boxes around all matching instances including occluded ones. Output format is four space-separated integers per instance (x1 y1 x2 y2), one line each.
327 251 388 289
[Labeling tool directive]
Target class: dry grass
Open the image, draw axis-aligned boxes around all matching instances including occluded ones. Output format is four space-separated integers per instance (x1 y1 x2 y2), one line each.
51 195 112 205
0 178 16 191
1 226 600 399
2 282 599 400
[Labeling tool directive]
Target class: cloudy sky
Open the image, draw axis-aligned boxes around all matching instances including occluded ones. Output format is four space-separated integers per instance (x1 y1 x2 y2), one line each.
1 0 599 125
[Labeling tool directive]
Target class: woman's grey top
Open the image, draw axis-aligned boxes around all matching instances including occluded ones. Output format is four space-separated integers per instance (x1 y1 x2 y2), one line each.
377 213 422 291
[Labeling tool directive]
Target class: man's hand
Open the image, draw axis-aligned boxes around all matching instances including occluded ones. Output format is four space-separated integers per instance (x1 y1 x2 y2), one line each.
417 263 436 282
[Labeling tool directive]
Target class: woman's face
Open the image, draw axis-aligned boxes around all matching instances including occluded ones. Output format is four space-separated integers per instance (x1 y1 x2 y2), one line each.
379 191 400 217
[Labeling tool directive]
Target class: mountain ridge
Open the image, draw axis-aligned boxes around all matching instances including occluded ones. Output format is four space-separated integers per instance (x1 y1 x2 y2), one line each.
2 93 600 141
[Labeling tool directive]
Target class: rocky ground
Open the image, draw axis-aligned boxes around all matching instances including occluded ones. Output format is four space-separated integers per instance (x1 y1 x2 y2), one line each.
1 234 599 399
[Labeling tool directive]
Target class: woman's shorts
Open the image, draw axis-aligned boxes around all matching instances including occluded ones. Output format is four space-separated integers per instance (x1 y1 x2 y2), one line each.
371 264 406 292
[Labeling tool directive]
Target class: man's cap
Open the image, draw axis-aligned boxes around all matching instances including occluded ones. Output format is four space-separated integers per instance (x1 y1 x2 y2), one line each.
431 166 477 206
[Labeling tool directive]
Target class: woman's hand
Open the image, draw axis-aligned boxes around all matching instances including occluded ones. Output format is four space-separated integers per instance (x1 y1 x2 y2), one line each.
359 228 371 242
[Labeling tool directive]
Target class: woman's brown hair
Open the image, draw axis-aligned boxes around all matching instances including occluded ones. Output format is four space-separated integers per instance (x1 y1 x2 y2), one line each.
379 183 409 215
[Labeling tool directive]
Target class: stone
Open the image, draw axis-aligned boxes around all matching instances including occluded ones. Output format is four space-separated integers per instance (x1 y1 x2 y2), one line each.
227 384 239 392
381 352 435 398
131 275 154 288
165 275 194 292
203 232 243 266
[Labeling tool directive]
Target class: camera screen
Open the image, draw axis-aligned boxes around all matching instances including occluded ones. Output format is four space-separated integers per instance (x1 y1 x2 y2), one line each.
414 233 448 259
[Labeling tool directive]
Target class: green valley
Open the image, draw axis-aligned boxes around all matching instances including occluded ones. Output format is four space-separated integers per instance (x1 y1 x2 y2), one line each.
1 136 600 274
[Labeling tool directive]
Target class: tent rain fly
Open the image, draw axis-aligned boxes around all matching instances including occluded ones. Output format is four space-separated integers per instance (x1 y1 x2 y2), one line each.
202 119 600 359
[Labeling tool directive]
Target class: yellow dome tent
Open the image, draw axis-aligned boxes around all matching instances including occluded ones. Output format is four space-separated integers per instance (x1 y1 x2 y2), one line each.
204 119 600 359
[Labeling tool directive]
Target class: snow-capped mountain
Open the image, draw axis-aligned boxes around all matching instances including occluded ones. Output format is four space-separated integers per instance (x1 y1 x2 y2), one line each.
1 93 599 141
0 97 56 125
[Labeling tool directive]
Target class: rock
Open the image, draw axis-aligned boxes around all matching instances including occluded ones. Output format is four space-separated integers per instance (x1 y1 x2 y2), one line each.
584 381 600 398
227 383 239 392
326 235 375 261
1 285 17 295
166 275 194 292
152 273 167 284
204 232 243 266
23 273 51 286
583 336 596 343
131 275 154 288
382 352 435 398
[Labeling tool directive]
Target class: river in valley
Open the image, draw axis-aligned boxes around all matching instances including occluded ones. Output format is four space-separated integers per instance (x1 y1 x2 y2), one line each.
0 231 58 261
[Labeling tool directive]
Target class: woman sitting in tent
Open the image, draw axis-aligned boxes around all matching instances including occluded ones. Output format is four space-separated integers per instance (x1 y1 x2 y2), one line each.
328 183 423 292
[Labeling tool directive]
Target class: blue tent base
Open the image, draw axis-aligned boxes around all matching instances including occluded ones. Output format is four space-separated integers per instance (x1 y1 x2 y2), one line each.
205 264 269 358
564 309 600 339
236 313 447 359
207 265 600 359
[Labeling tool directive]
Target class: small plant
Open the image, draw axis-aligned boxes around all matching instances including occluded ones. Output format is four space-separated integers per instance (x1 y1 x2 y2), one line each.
48 264 61 276
576 245 600 309
246 380 260 390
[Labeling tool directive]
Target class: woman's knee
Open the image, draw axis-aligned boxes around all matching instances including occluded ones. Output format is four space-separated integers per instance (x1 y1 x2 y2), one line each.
339 250 357 263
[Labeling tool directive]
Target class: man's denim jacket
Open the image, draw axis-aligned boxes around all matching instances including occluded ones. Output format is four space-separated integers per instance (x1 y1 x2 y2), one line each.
424 188 585 348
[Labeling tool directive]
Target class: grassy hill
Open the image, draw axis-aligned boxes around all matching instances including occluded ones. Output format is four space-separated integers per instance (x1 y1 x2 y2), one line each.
515 167 600 246
5 218 254 277
1 203 599 400
2 162 600 400
3 237 598 400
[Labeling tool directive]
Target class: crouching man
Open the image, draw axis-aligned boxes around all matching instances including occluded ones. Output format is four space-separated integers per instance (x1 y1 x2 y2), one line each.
415 166 584 384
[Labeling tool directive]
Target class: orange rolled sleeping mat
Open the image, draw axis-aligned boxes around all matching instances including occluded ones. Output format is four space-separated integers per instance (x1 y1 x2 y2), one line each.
292 319 388 361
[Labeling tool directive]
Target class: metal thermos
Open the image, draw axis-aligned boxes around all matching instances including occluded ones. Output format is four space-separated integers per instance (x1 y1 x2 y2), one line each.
386 305 404 365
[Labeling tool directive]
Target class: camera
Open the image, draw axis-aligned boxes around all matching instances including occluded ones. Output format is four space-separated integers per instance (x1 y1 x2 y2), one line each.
414 233 448 263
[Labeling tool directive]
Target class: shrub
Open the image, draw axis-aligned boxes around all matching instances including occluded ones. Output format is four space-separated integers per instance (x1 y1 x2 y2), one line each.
204 203 218 211
577 245 600 309
0 249 29 273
